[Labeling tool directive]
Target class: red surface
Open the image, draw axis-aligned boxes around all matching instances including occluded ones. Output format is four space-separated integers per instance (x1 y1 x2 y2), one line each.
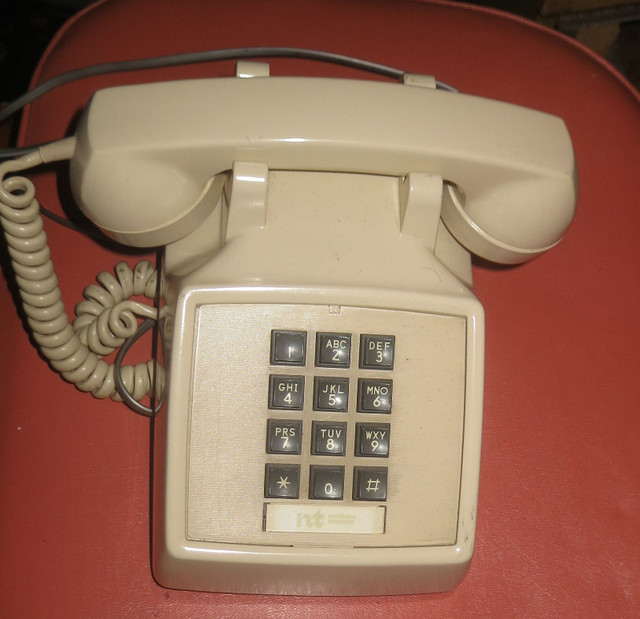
1 0 639 616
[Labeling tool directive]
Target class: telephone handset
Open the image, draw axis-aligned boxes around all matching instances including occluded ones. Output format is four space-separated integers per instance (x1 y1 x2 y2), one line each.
71 74 575 262
0 64 576 595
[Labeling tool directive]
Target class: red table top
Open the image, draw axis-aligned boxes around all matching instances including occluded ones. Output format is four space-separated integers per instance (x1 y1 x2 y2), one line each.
1 0 639 616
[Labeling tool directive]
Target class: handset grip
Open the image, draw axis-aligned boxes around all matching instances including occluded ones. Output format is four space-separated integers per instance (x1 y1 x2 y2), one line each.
71 77 576 261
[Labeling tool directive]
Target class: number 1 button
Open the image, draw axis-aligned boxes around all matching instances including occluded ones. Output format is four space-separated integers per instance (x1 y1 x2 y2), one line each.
271 330 306 366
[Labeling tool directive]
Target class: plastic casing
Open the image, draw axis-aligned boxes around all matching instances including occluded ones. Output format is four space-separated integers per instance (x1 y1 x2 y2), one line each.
152 170 485 595
66 75 576 595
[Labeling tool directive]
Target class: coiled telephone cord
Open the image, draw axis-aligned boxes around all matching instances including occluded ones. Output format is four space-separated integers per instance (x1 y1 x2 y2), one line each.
0 139 165 414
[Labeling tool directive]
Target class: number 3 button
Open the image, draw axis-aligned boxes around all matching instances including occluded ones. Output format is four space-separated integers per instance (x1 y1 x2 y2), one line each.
359 334 395 370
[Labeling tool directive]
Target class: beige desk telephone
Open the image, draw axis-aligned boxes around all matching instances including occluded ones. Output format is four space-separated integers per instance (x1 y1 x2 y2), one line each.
0 59 576 595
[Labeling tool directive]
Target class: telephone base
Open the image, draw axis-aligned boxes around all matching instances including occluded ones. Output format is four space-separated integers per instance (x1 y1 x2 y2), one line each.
152 288 483 595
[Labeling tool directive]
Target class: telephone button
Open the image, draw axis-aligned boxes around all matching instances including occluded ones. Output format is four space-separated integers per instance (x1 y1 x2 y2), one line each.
311 421 347 455
269 375 304 410
357 378 392 413
313 377 349 412
271 330 306 365
266 419 302 454
359 334 395 370
355 423 390 457
309 465 345 500
316 333 351 367
264 464 300 499
353 467 388 501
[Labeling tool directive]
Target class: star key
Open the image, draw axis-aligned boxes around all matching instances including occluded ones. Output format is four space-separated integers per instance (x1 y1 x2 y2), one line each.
265 464 300 499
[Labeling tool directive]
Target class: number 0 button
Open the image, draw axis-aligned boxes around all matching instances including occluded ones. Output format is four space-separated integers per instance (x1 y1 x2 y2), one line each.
309 465 344 500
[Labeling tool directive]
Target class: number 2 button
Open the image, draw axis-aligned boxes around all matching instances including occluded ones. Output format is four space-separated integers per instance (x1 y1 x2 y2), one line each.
316 333 351 368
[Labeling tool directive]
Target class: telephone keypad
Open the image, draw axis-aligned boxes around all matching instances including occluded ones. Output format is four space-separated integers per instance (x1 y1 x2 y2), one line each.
266 329 395 505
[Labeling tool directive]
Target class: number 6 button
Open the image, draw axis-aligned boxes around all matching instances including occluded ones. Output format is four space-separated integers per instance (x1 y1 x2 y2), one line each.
357 378 392 413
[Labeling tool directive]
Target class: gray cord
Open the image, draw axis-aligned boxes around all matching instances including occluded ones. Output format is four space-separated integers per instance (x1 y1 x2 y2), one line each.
113 318 161 417
0 47 404 125
0 46 457 159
